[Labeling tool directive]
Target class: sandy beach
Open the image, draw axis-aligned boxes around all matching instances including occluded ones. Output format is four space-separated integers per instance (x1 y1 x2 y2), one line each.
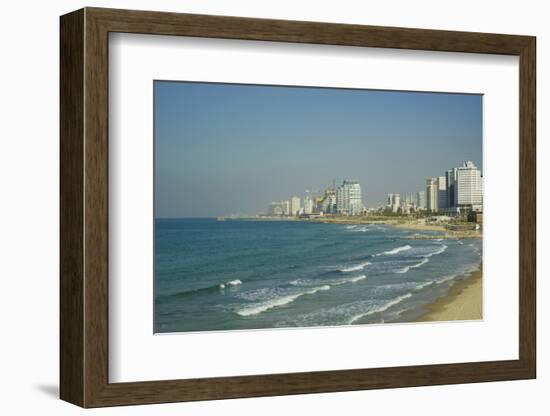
415 268 482 322
393 222 446 232
393 222 482 239
221 216 483 240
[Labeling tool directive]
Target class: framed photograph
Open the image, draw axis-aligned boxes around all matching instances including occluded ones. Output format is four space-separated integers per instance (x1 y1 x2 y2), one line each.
60 7 536 407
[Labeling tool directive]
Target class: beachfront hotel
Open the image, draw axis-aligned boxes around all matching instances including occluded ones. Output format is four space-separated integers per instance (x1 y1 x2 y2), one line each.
425 161 483 214
303 194 314 214
437 176 448 209
320 189 337 214
446 168 458 207
417 190 426 210
454 161 483 211
387 193 401 213
426 178 438 212
290 196 301 216
336 180 363 215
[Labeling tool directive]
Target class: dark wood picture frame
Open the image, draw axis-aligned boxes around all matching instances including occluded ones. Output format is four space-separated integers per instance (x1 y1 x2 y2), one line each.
60 7 536 408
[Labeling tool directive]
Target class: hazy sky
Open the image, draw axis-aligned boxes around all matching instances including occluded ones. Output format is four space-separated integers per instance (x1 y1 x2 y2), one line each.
154 81 482 218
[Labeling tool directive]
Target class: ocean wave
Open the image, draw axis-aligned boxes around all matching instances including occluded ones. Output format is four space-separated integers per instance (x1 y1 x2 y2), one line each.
334 275 367 285
340 261 371 272
349 293 413 324
374 244 412 257
469 243 480 254
290 274 367 287
422 245 447 258
393 258 429 274
435 273 459 284
412 258 430 268
163 279 243 298
345 225 357 229
382 308 410 323
236 285 330 317
373 281 431 294
415 280 435 290
434 262 481 285
275 292 412 327
219 279 242 289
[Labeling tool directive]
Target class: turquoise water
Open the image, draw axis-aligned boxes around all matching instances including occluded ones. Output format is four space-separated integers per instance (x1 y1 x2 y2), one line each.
154 218 482 333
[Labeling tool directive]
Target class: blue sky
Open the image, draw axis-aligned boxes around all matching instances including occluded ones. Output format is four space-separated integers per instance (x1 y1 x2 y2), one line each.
154 81 482 218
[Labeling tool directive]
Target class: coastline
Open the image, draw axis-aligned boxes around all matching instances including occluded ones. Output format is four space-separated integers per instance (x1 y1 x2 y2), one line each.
218 216 481 239
414 267 482 322
157 219 483 331
392 222 446 232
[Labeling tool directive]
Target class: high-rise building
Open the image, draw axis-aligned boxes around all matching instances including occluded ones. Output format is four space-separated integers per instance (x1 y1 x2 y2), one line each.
426 178 438 212
303 195 314 214
336 180 362 215
387 193 401 213
455 160 483 211
290 196 301 216
417 191 426 210
446 168 458 208
320 189 337 214
282 200 290 216
437 176 447 210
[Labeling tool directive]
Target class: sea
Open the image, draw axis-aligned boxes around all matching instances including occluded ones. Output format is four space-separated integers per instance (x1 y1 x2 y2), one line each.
155 218 482 333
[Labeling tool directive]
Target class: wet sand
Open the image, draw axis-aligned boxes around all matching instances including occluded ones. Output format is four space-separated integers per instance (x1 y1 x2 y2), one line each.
415 268 482 322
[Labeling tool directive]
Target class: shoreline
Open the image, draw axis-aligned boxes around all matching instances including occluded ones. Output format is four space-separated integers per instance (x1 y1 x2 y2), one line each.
218 216 481 239
393 222 481 239
414 267 482 322
392 222 446 232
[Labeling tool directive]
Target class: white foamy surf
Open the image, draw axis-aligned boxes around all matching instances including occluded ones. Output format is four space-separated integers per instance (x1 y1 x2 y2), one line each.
219 279 242 289
348 293 413 324
394 257 429 274
334 275 367 285
236 285 330 316
374 244 412 257
290 274 367 287
414 280 435 290
157 218 484 332
435 273 459 284
340 261 371 272
423 245 447 258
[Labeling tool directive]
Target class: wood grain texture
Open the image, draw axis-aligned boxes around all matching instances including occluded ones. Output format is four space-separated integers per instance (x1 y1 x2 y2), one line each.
59 8 84 407
59 7 537 408
83 10 110 406
518 38 536 376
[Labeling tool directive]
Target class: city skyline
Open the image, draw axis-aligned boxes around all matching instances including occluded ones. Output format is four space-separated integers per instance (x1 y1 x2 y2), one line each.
155 81 482 218
262 159 482 219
